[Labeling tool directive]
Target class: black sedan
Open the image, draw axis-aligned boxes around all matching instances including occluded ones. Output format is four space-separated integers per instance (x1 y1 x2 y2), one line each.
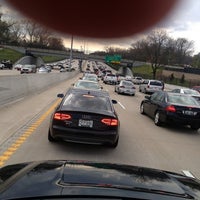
140 91 200 130
48 88 119 148
1 160 200 200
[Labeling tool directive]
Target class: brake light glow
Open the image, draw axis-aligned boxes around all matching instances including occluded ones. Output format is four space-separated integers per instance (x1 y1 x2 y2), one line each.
54 113 71 120
165 105 176 112
101 118 118 126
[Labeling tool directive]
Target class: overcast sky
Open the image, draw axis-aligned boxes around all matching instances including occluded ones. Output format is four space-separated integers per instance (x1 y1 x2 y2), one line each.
2 1 200 54
69 0 200 53
63 0 200 54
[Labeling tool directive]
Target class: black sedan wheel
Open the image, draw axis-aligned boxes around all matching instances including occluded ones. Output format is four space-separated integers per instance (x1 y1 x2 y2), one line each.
48 129 57 142
106 138 119 148
140 103 145 114
191 124 199 131
154 111 162 126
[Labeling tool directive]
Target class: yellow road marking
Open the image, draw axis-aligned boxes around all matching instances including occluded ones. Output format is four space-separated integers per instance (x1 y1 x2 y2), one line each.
0 99 60 167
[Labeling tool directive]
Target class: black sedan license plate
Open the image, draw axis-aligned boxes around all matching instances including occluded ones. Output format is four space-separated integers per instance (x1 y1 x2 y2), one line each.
183 110 195 115
78 119 93 128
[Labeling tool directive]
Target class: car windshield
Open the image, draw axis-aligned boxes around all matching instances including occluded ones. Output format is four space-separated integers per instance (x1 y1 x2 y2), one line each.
1 1 200 199
122 81 133 86
62 93 112 111
82 76 98 82
74 81 100 90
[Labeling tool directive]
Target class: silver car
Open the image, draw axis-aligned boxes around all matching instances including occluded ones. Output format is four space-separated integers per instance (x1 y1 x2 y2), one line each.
171 88 200 102
115 80 136 96
38 67 49 73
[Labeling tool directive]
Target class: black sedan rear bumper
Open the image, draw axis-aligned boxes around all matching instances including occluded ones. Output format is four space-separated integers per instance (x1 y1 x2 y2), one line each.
165 112 200 127
50 125 119 145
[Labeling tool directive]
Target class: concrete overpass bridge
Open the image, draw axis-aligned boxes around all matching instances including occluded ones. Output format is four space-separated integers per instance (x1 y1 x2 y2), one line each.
4 45 145 68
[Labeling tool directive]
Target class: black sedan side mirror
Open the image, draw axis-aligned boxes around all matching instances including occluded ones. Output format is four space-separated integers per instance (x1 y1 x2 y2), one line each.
57 93 64 98
112 99 118 104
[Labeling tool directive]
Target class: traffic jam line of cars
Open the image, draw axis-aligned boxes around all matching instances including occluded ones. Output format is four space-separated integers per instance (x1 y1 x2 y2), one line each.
1 61 200 199
12 59 77 74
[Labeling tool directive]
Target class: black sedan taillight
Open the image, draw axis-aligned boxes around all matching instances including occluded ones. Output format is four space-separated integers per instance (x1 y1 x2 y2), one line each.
54 112 71 120
101 118 118 126
165 105 176 112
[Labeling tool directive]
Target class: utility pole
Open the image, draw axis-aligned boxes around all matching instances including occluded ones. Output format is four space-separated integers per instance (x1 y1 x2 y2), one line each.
69 35 73 70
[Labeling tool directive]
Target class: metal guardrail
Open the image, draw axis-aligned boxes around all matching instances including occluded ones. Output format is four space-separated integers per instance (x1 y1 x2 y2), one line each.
164 66 200 75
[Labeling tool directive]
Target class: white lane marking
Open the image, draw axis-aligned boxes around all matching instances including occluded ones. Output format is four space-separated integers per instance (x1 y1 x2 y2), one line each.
182 170 195 178
118 101 126 110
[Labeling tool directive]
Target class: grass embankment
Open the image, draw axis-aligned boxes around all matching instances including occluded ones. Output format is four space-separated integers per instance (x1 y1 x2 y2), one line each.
133 64 197 87
0 48 23 63
41 55 66 63
133 64 155 79
0 48 65 64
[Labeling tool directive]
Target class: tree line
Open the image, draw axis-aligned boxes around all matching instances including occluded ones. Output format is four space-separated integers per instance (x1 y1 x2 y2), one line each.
0 6 66 50
91 29 200 79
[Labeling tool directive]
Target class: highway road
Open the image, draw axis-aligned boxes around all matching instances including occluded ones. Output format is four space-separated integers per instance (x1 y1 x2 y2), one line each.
0 63 200 180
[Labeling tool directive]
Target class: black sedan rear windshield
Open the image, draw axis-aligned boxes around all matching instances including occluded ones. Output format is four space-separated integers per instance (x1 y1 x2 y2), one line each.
167 94 200 106
62 93 112 111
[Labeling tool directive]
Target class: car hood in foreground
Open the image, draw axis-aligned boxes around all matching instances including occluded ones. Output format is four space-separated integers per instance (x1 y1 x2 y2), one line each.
0 160 200 199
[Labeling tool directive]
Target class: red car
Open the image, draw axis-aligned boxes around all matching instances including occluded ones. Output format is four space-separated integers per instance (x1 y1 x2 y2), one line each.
192 86 200 93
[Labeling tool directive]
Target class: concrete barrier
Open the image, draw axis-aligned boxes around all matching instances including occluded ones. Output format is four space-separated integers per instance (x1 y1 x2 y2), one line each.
0 70 79 106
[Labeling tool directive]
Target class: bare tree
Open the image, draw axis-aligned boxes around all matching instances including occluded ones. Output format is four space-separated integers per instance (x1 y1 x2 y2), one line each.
174 38 194 65
131 29 169 79
47 37 65 50
23 19 52 47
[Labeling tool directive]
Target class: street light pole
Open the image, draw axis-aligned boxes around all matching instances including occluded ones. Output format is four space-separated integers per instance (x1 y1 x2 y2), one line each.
69 35 73 70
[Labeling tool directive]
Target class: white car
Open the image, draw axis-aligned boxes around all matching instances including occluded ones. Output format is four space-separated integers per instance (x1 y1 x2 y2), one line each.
125 75 133 81
14 64 23 71
0 63 5 69
103 74 118 85
115 80 136 96
20 64 37 74
139 79 163 94
132 76 143 84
